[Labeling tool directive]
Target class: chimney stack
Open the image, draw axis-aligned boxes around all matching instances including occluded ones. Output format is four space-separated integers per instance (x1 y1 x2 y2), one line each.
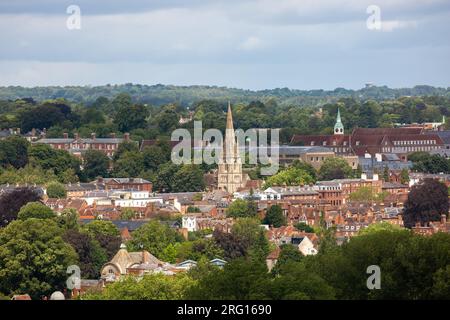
110 132 116 139
74 132 79 140
442 214 447 224
91 133 96 140
63 132 68 139
124 133 130 141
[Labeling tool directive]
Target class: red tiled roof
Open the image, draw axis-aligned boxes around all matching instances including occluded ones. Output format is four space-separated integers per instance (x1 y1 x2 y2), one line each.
352 127 423 135
290 134 351 146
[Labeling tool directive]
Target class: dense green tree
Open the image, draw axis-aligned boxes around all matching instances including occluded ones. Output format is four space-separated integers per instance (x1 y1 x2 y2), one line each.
62 229 107 279
213 229 247 260
263 205 286 227
81 220 120 237
264 167 314 187
112 141 139 161
271 244 303 275
84 273 195 300
83 150 110 180
19 101 75 132
153 106 179 132
358 222 402 235
81 220 121 260
411 153 450 174
403 179 449 228
294 222 315 233
17 202 56 220
113 151 144 177
173 164 205 192
46 181 67 199
142 145 167 171
270 261 336 299
81 108 106 124
114 103 149 132
318 157 353 180
28 144 81 179
153 162 179 192
0 218 78 299
0 187 41 227
0 136 29 169
120 208 136 220
231 218 270 261
127 220 183 259
226 199 258 218
400 168 410 184
291 160 317 179
186 258 269 300
56 208 79 230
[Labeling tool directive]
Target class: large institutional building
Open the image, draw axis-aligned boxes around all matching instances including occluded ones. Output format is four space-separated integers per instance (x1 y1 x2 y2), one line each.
291 108 444 160
217 103 246 193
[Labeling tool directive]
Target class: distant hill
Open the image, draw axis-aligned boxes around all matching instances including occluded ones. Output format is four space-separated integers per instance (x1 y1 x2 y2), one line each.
0 84 448 107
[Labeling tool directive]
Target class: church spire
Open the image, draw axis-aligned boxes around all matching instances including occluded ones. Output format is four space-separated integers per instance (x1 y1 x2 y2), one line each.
226 101 234 131
224 101 239 162
334 107 344 135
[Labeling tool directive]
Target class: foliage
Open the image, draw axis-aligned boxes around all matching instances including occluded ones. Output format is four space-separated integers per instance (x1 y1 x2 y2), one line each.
17 202 56 220
410 153 450 174
56 208 79 230
0 187 41 227
348 186 389 203
403 179 449 228
358 222 402 236
400 168 410 184
271 244 303 275
120 208 136 220
226 199 258 218
0 136 29 169
83 273 196 300
318 157 353 180
264 167 314 187
186 258 269 300
263 205 286 227
127 220 183 259
62 229 108 279
28 144 81 180
294 222 315 233
83 150 110 180
46 182 67 199
114 103 149 132
81 220 120 237
0 218 78 299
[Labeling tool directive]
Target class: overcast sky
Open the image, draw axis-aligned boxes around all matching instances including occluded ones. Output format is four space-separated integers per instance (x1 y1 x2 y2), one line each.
0 0 449 90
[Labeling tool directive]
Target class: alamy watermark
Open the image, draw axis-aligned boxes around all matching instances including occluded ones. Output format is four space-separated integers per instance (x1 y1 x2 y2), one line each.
66 5 81 30
66 265 81 290
171 122 280 176
366 265 381 289
366 5 382 31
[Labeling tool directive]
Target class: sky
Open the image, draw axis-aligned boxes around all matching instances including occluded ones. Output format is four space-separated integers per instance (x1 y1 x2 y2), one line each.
0 0 449 90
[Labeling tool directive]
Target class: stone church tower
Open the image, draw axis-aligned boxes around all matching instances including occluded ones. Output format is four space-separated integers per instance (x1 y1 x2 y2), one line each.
217 102 244 193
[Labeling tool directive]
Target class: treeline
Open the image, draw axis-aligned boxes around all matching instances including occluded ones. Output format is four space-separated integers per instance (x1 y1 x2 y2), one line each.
2 94 450 145
0 84 448 106
84 228 450 300
0 136 206 192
